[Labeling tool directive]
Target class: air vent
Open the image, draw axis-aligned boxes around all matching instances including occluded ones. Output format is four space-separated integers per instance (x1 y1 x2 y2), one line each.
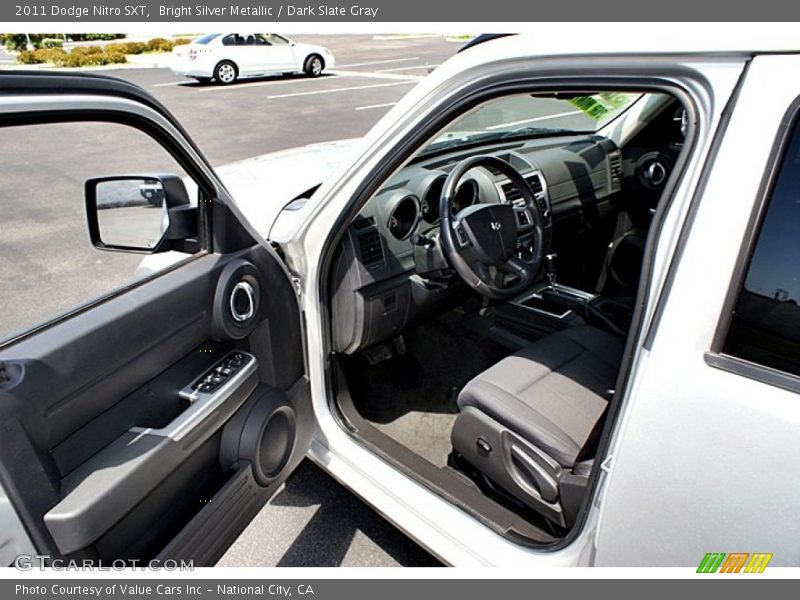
352 215 376 230
609 151 623 186
501 174 544 204
527 174 544 196
501 174 550 226
357 229 384 269
386 195 420 240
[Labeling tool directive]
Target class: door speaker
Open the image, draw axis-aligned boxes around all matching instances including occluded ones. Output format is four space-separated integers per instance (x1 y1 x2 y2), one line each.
220 388 297 486
212 259 262 340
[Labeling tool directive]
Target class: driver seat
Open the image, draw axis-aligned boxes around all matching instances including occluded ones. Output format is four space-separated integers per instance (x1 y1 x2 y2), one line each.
451 325 624 527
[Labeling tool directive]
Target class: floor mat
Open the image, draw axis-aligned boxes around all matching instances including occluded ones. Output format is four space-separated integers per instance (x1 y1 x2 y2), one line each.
343 311 511 467
374 412 458 468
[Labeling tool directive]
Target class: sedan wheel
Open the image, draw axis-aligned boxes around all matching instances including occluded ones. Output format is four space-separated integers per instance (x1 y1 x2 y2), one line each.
304 55 323 77
214 61 238 85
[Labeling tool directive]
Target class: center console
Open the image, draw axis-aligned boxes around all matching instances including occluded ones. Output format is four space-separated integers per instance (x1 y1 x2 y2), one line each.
492 254 632 344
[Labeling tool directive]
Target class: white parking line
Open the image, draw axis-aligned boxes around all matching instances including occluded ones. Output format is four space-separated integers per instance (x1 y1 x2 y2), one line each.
484 110 585 130
331 69 424 81
355 102 398 111
197 73 354 92
266 81 416 100
377 64 441 73
153 80 194 87
335 57 419 69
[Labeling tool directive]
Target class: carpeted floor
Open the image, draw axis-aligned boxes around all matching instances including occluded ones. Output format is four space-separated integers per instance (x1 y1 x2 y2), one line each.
343 311 510 467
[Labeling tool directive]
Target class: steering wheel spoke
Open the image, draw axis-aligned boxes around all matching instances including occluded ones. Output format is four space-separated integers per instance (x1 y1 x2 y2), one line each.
501 255 529 283
513 206 535 232
472 261 510 290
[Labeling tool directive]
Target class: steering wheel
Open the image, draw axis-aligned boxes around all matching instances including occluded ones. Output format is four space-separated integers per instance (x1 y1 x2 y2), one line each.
439 155 545 300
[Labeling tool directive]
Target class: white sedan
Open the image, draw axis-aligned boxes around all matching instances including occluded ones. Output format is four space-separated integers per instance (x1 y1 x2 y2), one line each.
170 33 335 84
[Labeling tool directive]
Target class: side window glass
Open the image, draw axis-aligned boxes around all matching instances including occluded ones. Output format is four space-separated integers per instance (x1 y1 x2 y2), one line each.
263 34 289 46
723 119 800 375
0 120 200 343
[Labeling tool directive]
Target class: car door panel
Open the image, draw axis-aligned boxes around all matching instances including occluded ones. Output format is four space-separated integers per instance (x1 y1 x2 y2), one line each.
0 75 312 565
1 244 310 561
594 56 800 565
264 46 296 72
231 36 269 75
249 36 296 73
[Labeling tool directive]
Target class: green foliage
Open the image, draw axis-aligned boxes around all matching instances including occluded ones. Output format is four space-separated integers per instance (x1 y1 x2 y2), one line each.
12 35 184 67
16 50 44 64
102 51 127 65
146 37 175 52
17 48 68 65
11 34 31 50
67 33 125 42
64 50 127 67
110 41 147 54
70 45 104 56
40 38 65 49
1 33 80 50
127 41 148 54
17 46 125 67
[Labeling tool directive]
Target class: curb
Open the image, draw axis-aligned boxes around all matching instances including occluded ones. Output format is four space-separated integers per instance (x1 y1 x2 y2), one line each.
0 62 168 72
0 53 173 72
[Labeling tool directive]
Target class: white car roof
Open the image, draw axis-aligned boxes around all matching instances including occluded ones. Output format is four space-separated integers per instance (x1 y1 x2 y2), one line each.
380 24 800 131
460 24 800 62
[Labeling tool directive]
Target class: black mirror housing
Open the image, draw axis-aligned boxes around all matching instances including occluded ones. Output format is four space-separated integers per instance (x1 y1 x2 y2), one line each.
85 173 198 254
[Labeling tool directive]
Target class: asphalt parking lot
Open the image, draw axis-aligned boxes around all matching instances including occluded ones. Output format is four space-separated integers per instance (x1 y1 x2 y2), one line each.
217 461 440 567
116 34 454 166
0 34 456 339
1 34 454 567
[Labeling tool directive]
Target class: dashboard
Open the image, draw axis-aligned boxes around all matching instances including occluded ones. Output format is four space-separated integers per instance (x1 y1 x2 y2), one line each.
330 134 623 354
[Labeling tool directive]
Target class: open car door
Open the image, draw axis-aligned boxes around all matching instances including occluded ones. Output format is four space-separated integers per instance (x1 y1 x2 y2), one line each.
0 73 313 566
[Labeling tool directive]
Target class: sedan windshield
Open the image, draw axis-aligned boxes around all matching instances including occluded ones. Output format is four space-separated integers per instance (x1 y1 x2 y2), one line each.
421 92 642 156
194 33 221 44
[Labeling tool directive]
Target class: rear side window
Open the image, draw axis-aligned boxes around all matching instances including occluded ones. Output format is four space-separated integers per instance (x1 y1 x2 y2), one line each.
222 34 245 46
722 119 800 375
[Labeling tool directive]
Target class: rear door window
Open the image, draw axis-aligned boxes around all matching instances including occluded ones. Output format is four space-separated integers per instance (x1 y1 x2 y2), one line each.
722 118 800 375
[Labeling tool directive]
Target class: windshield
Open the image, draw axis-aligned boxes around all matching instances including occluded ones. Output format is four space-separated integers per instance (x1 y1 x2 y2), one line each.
421 92 642 156
194 33 221 44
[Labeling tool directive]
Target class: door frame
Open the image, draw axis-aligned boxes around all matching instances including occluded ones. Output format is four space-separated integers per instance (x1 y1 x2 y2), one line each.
294 56 748 565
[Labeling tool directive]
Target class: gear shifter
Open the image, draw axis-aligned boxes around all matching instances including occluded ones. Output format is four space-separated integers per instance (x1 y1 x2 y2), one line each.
545 253 558 290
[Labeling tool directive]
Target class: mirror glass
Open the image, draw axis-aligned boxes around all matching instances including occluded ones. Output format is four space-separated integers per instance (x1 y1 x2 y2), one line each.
95 178 169 249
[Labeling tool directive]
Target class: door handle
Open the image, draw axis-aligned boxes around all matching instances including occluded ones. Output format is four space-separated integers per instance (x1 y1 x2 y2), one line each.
131 351 257 442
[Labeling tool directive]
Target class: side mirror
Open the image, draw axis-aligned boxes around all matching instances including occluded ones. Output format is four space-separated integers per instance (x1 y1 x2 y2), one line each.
85 174 197 254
